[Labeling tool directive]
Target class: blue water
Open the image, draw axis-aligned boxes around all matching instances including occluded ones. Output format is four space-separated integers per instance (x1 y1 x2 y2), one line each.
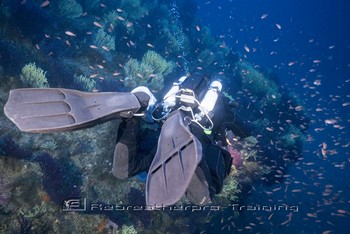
195 0 350 232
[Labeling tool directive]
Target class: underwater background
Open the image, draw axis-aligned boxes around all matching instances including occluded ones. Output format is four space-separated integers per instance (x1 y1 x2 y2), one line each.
0 0 349 233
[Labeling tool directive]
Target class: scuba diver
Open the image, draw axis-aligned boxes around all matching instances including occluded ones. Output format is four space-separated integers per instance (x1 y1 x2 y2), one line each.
4 73 250 207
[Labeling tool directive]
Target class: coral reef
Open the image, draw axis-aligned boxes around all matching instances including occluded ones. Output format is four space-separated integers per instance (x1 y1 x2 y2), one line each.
93 29 116 51
122 50 175 91
74 74 97 92
226 146 243 168
238 60 281 104
0 0 311 232
279 125 307 148
33 152 82 204
57 0 83 19
120 0 147 21
20 62 49 88
218 173 241 202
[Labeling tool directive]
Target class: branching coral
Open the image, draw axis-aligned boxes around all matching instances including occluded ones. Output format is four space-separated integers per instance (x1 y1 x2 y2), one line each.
81 0 100 12
20 63 49 88
103 10 120 28
243 161 271 182
251 118 270 133
218 174 240 201
238 60 281 104
197 49 216 67
93 29 115 51
243 136 258 148
200 26 216 48
120 0 146 20
242 149 258 161
142 50 174 76
58 0 83 19
39 140 59 151
116 224 138 234
279 125 307 148
74 75 97 92
122 50 174 91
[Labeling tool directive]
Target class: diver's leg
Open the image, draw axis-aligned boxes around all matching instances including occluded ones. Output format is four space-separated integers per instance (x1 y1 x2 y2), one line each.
128 146 157 177
112 87 155 179
112 118 158 179
185 145 231 205
186 157 216 205
205 145 232 193
185 125 217 205
185 124 233 205
112 117 140 179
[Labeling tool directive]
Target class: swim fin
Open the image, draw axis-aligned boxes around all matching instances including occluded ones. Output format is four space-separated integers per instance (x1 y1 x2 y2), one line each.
4 88 141 133
146 110 202 207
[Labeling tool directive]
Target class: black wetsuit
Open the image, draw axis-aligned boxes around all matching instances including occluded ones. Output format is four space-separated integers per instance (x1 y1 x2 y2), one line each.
112 75 249 205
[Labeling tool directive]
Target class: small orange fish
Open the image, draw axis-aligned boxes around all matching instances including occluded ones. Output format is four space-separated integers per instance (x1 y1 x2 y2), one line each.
272 187 281 192
295 106 303 111
129 40 135 46
306 213 317 218
313 80 321 86
93 21 104 28
261 14 268 19
337 209 348 214
268 213 274 220
322 142 327 149
65 31 76 37
41 0 50 8
101 45 110 51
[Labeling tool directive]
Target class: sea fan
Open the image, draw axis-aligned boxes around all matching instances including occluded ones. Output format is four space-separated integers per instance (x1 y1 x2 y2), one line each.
227 146 243 168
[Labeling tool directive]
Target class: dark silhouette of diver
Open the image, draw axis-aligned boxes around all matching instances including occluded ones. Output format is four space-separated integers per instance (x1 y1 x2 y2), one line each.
112 74 250 206
4 73 250 207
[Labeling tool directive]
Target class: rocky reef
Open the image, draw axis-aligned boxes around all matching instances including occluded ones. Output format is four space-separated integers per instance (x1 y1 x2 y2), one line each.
0 0 309 232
